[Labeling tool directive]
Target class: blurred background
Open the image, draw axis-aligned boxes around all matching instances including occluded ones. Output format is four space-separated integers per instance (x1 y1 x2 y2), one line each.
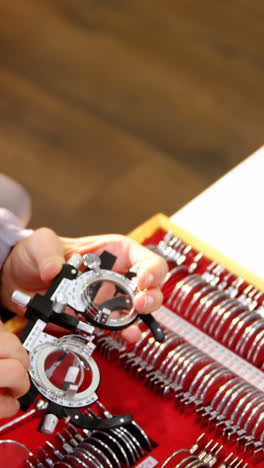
0 0 263 236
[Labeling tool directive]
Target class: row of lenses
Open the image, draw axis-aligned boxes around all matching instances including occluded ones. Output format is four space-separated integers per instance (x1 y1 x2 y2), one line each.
160 433 248 468
25 411 151 468
97 329 264 451
151 232 264 315
162 270 264 368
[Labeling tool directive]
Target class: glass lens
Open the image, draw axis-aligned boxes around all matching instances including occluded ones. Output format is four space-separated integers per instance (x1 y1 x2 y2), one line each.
88 280 133 324
0 440 30 467
44 350 84 394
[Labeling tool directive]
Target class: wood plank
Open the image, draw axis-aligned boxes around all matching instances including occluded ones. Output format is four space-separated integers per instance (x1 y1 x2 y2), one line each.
0 1 263 234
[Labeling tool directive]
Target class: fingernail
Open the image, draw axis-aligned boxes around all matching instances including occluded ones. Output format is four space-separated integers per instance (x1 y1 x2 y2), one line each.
144 295 155 309
41 258 64 279
141 273 154 288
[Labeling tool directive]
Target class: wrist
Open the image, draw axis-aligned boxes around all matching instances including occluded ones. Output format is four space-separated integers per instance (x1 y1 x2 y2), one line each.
0 208 33 269
0 253 13 312
0 252 24 316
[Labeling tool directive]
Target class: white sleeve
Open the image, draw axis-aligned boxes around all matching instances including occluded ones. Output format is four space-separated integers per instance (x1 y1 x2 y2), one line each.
0 208 33 268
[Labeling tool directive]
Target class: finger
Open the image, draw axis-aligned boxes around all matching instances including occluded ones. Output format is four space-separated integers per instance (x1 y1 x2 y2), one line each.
121 324 142 343
0 394 20 418
61 234 121 259
0 332 30 370
134 288 164 314
0 359 30 398
135 255 168 290
25 228 65 283
62 234 168 289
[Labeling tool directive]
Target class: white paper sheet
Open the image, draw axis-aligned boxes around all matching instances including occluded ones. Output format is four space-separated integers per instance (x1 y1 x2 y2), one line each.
171 147 264 279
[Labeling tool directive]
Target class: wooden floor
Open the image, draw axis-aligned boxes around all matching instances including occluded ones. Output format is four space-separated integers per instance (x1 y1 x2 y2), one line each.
0 1 263 236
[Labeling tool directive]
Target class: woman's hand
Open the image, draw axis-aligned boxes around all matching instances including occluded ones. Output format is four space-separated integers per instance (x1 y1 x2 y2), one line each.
1 229 168 341
62 233 168 341
0 323 30 418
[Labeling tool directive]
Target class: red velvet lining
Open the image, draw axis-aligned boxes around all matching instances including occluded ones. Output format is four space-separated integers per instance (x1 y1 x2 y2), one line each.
0 228 260 467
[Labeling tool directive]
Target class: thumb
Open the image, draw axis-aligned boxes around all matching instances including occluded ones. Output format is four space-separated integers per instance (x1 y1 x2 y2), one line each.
25 227 65 283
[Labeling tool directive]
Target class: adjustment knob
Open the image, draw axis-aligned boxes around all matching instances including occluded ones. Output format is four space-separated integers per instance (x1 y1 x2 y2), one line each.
12 290 31 307
83 254 101 270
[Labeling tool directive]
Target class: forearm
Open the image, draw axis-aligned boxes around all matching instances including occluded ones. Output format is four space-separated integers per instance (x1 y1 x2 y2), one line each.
0 254 19 314
0 208 32 264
